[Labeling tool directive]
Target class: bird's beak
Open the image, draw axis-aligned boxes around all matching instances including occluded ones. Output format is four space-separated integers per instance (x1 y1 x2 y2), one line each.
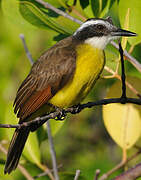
111 28 137 37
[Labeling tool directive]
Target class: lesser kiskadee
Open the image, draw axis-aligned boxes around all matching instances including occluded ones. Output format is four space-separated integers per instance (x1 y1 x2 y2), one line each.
4 17 136 174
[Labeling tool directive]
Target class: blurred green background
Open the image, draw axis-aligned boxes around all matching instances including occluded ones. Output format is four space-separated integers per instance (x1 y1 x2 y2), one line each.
0 0 141 179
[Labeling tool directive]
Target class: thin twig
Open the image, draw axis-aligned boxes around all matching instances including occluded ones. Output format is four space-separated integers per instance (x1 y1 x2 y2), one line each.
34 164 62 179
104 66 141 98
34 171 52 179
19 34 34 65
74 170 81 180
46 121 59 180
0 143 35 180
94 169 101 180
18 165 35 180
99 148 141 180
34 0 83 25
0 124 20 128
113 163 141 180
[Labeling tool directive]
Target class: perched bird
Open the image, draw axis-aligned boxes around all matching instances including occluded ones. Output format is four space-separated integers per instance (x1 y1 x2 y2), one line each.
4 17 136 174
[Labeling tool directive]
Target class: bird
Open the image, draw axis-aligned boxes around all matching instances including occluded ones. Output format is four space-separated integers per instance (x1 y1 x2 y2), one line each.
4 16 136 174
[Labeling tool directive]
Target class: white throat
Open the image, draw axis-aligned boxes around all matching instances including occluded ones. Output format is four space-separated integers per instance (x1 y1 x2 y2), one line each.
84 36 113 50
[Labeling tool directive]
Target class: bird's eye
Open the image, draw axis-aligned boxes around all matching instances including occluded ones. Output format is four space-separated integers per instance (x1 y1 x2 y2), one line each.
97 24 105 30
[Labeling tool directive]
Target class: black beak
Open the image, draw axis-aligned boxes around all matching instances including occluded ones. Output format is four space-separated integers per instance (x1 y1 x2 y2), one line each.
111 28 137 37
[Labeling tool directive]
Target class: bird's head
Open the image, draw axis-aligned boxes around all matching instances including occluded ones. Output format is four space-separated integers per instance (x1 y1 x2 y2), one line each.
73 17 136 49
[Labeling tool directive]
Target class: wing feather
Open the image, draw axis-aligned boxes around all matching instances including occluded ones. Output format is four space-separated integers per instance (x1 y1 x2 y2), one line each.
14 76 37 114
14 75 33 105
17 86 52 120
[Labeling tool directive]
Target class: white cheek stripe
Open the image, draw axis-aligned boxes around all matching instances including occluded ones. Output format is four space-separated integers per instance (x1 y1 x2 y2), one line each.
74 20 112 35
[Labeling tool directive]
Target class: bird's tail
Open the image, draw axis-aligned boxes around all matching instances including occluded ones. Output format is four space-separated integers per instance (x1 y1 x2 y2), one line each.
4 127 30 174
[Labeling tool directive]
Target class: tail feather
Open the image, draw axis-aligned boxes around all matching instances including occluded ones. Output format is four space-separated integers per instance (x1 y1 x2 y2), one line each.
4 127 30 174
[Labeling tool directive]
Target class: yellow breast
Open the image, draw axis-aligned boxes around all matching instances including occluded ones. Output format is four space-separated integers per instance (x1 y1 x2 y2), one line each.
49 43 105 107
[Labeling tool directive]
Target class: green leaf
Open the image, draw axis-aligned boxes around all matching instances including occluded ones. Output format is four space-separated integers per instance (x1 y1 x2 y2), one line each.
25 163 50 179
0 165 15 180
99 0 111 18
41 119 66 139
102 43 119 76
121 8 130 50
19 0 68 33
49 119 65 136
19 0 79 34
90 0 114 18
90 0 99 17
67 0 76 6
66 0 87 21
119 0 141 45
83 3 94 18
5 102 19 140
23 132 41 167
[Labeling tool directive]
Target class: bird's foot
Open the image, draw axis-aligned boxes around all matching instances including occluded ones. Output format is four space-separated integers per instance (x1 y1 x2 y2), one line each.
55 108 66 121
48 103 67 121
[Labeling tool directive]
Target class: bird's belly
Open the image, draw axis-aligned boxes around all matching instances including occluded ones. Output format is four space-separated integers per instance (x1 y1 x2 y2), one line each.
49 44 105 108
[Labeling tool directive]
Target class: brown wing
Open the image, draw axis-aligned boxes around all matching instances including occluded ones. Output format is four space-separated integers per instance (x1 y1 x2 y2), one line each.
14 36 77 121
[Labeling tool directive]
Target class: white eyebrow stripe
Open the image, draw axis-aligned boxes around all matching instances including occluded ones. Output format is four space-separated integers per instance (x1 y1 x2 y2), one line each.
74 20 112 35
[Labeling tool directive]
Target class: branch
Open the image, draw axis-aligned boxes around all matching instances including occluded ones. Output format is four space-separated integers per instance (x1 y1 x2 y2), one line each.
34 164 62 179
99 148 141 180
34 0 83 25
46 121 59 180
1 96 141 129
74 170 81 180
113 163 141 180
0 143 35 180
104 66 141 98
19 34 34 65
93 169 101 180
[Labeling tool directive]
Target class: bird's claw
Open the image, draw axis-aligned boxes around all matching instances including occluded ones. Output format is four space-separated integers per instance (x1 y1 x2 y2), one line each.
55 108 66 121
